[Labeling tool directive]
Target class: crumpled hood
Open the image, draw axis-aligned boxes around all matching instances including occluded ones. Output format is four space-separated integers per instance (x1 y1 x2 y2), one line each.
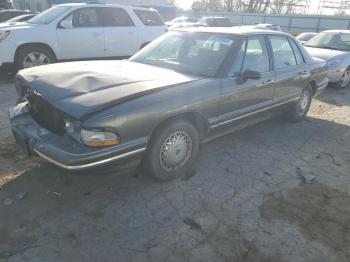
304 46 348 60
18 60 199 119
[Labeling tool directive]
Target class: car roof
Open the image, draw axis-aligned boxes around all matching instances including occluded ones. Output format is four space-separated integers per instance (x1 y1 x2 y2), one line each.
175 27 290 36
322 30 350 34
57 3 157 11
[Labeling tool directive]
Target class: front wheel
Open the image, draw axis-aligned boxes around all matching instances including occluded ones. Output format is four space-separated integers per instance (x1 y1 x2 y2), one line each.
335 68 350 89
144 120 200 182
15 46 56 70
287 85 313 122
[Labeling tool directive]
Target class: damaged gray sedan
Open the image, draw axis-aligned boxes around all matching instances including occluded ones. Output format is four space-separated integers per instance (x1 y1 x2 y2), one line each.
9 28 328 181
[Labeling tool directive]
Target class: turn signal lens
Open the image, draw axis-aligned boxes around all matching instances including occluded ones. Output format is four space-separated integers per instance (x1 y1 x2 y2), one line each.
81 129 119 147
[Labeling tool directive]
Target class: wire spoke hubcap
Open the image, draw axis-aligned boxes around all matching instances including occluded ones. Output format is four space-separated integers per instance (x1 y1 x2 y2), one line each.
297 89 310 115
340 70 350 87
160 131 192 172
23 52 51 68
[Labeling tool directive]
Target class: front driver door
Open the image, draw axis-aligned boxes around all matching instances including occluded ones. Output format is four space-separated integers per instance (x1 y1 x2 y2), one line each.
56 7 105 60
218 36 275 125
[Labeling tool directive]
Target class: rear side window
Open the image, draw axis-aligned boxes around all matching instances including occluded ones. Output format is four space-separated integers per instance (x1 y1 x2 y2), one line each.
269 35 297 69
289 39 305 64
100 7 134 27
134 9 164 26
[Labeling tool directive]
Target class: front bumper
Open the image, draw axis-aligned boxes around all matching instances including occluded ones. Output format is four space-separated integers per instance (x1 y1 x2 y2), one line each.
9 103 147 170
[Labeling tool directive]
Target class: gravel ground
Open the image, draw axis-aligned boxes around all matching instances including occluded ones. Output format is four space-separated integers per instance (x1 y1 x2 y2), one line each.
1 72 350 262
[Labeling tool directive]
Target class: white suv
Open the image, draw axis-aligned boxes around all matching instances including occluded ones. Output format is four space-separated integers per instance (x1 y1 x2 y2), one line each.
0 3 167 69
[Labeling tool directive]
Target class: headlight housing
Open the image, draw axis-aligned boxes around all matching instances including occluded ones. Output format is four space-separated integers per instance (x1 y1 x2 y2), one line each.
80 128 119 147
0 31 10 42
327 59 342 69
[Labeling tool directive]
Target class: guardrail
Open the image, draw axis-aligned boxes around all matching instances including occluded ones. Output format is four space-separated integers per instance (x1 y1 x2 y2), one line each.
192 11 350 33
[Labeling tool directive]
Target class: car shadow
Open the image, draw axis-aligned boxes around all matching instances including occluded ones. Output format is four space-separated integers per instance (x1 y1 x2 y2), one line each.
0 115 349 260
316 86 350 107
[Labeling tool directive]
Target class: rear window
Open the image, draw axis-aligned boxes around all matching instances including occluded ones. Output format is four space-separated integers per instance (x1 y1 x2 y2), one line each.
134 9 164 26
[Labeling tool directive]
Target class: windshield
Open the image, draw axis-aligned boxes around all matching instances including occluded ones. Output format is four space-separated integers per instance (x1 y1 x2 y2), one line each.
130 32 237 77
304 32 350 51
296 33 316 41
28 6 70 24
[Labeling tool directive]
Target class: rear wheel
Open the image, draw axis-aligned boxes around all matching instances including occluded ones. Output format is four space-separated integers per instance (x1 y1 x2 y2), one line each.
15 46 56 70
335 68 350 89
287 85 313 122
144 120 199 182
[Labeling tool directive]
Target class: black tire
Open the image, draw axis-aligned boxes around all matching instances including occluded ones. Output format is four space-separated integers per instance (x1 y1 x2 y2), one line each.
15 45 56 70
144 120 200 182
287 85 313 122
334 68 350 89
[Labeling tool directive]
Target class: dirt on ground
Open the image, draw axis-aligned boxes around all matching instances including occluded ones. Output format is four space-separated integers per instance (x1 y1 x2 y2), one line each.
1 73 350 262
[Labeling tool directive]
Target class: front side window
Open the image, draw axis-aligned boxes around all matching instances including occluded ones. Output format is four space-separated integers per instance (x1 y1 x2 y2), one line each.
28 6 70 25
290 39 305 64
130 32 236 77
101 7 134 27
242 36 270 73
269 36 297 70
134 10 164 26
61 8 99 28
228 40 246 77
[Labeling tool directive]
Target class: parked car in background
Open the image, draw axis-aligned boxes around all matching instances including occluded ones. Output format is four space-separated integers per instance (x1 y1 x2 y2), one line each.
304 30 350 88
9 28 327 181
165 16 198 27
237 23 282 31
0 0 12 10
198 17 232 27
0 3 166 70
0 9 32 22
296 32 317 44
1 13 37 25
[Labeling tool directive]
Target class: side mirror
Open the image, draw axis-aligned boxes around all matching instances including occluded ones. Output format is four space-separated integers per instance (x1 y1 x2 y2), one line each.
241 69 261 80
59 20 73 29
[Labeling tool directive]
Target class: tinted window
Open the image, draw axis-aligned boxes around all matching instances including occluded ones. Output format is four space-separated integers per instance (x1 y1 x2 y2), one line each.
269 36 297 69
134 10 164 26
289 39 304 64
242 36 270 73
101 7 134 27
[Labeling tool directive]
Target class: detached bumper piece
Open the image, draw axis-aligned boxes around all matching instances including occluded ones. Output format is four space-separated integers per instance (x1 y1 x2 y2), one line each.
9 103 147 170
